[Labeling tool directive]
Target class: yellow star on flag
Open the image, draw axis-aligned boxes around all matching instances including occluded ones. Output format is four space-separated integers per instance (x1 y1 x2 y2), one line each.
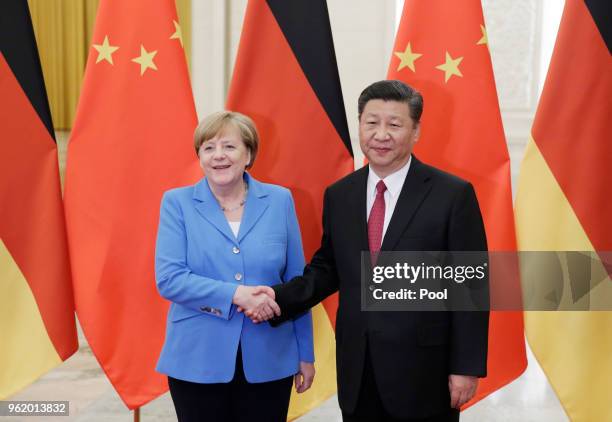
170 20 183 47
92 35 119 65
394 42 422 73
435 51 463 83
477 24 488 46
131 45 158 76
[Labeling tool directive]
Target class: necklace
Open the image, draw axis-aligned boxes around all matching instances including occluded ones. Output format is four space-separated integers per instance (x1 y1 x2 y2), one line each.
219 181 248 212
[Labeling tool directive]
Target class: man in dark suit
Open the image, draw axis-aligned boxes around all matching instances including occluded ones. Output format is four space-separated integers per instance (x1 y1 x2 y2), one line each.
245 80 489 421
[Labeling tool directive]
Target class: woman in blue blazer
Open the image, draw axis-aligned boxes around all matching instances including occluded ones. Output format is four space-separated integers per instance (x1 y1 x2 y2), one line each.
155 111 314 422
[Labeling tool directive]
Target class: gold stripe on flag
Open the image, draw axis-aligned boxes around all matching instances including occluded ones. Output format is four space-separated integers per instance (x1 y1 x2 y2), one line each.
516 137 612 421
0 239 62 399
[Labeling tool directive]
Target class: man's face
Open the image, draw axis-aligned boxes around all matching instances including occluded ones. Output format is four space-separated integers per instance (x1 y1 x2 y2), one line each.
359 99 419 178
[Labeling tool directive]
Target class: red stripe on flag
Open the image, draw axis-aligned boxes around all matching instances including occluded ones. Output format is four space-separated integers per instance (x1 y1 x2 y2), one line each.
227 1 353 325
0 54 77 359
532 0 612 251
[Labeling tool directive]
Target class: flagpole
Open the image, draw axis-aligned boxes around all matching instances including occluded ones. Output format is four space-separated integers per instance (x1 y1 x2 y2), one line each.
134 408 140 422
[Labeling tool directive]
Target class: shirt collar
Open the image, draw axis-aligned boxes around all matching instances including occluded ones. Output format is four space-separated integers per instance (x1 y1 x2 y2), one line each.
367 156 412 199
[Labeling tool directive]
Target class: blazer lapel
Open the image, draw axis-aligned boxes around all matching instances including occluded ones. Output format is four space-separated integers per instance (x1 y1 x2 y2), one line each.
381 156 433 251
237 174 268 243
349 166 370 253
192 178 237 244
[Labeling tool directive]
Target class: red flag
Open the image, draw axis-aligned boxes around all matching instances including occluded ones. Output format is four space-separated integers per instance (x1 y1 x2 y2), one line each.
388 0 527 406
64 0 199 408
226 0 354 417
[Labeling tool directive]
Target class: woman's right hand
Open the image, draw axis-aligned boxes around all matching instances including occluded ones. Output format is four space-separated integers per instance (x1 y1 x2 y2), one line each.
295 361 315 393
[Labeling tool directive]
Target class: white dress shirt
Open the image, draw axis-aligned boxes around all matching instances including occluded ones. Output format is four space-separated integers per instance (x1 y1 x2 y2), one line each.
366 156 412 240
228 220 241 237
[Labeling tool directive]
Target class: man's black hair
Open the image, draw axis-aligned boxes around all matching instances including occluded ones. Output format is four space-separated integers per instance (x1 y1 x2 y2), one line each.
357 80 423 124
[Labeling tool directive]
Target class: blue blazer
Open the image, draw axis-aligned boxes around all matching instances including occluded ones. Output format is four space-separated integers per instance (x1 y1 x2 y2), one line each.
155 173 314 383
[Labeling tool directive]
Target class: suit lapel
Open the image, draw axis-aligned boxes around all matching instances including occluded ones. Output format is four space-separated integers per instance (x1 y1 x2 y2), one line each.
193 174 270 245
193 178 237 244
381 157 432 251
349 166 370 253
237 174 268 243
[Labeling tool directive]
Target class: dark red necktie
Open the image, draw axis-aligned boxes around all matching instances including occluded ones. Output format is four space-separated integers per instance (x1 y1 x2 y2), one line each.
368 180 387 263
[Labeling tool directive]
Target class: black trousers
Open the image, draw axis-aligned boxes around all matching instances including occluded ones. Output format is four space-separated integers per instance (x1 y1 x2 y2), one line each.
342 347 460 422
168 346 293 422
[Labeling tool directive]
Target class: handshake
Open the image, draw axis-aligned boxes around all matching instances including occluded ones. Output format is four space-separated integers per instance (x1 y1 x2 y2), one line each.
232 285 280 323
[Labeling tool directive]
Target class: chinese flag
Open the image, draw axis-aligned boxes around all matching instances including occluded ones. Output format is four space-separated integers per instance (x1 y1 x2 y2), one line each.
64 0 199 408
0 0 77 398
515 0 612 420
388 0 527 406
227 1 354 418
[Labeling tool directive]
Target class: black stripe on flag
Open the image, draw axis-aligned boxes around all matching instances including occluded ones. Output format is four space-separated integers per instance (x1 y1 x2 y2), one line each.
584 0 610 53
0 0 55 140
267 0 353 156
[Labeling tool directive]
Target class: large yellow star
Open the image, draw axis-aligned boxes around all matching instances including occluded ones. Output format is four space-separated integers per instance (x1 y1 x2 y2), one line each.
435 51 463 83
170 20 183 47
92 35 119 65
394 42 422 73
131 45 158 76
477 24 488 46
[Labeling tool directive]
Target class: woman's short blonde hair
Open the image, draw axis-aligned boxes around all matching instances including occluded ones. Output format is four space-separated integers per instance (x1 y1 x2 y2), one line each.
193 111 259 169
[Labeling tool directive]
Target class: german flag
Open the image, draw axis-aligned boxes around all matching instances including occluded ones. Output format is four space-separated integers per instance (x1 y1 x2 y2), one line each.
226 0 354 418
387 0 527 407
63 0 200 408
515 0 611 420
0 0 77 398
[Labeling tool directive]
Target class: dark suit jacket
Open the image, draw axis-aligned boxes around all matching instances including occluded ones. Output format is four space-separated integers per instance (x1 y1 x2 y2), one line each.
272 156 489 419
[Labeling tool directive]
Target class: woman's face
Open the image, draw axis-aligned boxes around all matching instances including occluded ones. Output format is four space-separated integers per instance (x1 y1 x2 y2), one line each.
198 125 251 189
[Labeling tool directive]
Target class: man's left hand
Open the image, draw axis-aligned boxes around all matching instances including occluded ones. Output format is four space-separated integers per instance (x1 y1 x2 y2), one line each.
448 374 478 409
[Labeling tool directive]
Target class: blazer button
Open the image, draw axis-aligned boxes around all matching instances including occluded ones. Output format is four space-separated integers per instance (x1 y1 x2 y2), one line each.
234 273 243 281
232 246 240 254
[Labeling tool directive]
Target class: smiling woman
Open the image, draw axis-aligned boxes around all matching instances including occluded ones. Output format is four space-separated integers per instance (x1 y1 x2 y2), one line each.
194 112 259 224
154 110 315 422
194 112 257 212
